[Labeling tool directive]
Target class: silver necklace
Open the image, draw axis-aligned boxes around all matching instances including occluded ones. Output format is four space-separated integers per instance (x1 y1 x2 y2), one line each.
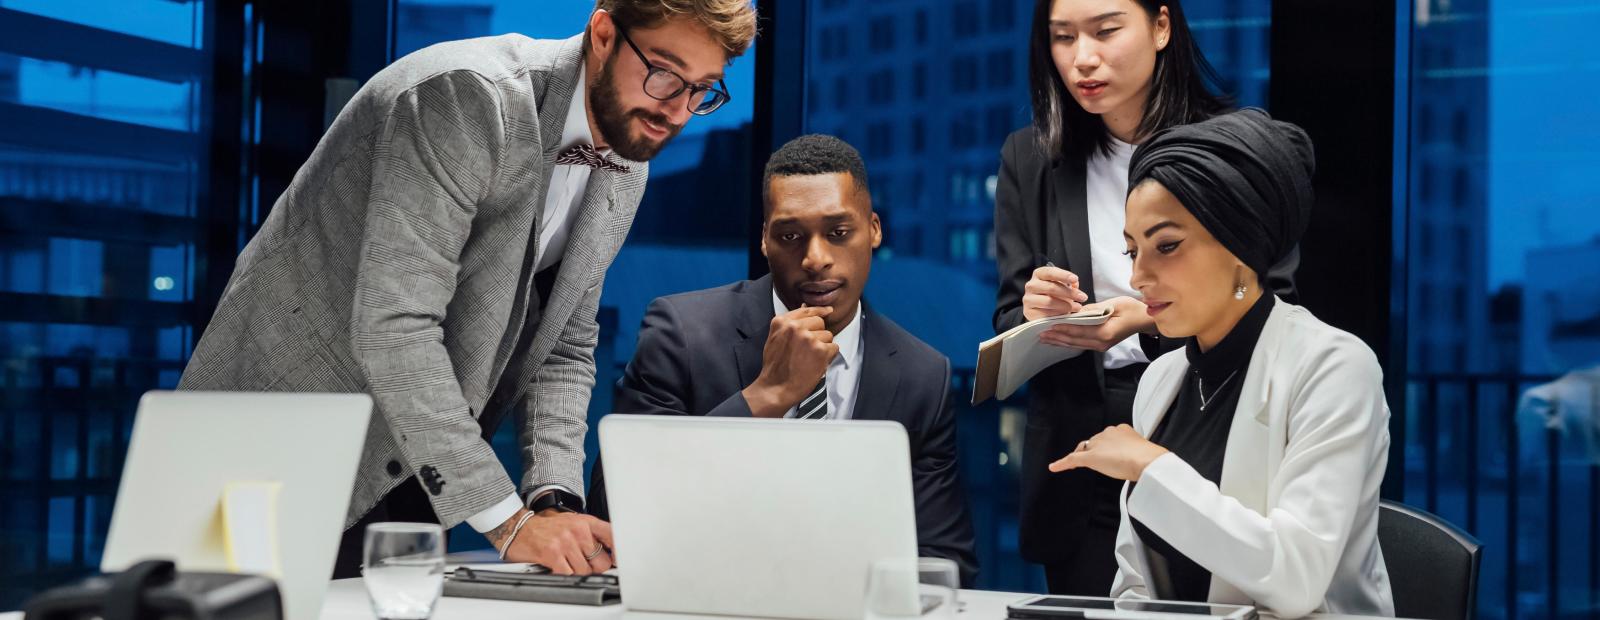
1197 369 1240 412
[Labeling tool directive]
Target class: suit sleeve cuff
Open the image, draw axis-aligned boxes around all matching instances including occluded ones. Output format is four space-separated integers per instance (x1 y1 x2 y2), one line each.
706 391 756 417
1128 452 1206 524
465 493 524 533
525 484 582 509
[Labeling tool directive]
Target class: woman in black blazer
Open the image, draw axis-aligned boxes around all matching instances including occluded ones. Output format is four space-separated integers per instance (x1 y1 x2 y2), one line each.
992 0 1297 595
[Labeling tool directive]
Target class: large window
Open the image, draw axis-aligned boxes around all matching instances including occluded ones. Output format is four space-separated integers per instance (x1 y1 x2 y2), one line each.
801 0 1271 591
1399 0 1600 617
0 0 215 607
9 2 1595 615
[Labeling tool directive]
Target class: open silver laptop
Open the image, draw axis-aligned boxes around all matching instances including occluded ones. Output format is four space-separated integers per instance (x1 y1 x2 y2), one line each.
599 415 919 620
101 391 372 620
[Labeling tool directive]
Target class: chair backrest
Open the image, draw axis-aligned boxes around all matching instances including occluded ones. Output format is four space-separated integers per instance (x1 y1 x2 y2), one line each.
1378 500 1483 620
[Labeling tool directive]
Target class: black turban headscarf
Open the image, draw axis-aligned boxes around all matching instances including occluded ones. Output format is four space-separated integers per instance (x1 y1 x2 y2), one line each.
1126 108 1316 278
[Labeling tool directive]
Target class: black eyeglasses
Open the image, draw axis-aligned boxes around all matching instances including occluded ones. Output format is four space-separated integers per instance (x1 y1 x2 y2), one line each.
616 26 731 115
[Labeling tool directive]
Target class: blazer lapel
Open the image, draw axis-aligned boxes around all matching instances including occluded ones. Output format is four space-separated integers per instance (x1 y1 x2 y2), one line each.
505 170 617 400
1208 298 1290 605
1217 298 1291 517
732 275 776 389
1050 156 1109 384
483 39 581 401
536 38 582 166
1132 358 1184 437
536 170 614 336
529 35 581 246
1049 157 1096 302
850 303 900 422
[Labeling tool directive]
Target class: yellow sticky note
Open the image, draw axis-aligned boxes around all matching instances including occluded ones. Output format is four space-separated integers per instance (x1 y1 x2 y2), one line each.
222 481 283 577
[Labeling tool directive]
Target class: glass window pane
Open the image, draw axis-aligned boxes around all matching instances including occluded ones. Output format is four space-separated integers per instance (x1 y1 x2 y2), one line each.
0 0 210 605
0 54 197 131
0 146 196 216
1 0 203 48
1402 1 1600 617
1185 1 1272 107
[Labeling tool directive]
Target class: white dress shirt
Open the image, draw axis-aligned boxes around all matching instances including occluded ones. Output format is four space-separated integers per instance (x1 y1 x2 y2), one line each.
465 64 604 534
772 289 865 420
1084 136 1150 370
535 63 605 273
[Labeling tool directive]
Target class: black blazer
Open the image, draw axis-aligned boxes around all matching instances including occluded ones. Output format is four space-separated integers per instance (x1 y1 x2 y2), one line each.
588 275 979 584
992 127 1299 566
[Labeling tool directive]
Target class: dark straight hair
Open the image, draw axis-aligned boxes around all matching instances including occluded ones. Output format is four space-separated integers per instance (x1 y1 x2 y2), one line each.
1027 0 1231 162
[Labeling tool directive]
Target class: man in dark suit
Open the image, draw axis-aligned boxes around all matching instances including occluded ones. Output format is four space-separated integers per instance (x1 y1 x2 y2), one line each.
588 134 977 583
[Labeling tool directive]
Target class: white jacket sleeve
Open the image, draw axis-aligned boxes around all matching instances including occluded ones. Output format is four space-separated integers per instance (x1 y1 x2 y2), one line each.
1123 345 1387 618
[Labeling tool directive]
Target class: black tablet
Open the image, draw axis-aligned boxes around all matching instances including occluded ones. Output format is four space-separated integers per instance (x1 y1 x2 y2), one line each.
1007 595 1257 620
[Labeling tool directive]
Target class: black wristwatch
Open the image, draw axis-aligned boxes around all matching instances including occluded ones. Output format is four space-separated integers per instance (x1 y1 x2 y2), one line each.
529 489 584 514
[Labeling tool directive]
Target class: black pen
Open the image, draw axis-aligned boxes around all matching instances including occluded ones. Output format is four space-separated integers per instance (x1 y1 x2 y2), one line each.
1039 260 1087 304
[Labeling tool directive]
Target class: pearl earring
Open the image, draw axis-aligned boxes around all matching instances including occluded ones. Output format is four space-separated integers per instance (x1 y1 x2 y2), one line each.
1234 284 1247 300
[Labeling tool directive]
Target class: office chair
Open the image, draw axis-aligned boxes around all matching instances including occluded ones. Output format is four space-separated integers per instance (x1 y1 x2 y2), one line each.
1378 499 1483 620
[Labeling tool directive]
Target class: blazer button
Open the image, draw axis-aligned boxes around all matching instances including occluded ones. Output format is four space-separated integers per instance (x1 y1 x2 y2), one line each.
386 460 403 476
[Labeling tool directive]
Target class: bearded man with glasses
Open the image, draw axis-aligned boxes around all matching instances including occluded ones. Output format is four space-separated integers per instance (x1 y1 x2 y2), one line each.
175 0 756 578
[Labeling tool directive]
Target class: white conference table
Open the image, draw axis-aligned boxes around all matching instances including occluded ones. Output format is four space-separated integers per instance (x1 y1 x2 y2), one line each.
332 577 1030 619
0 550 1399 620
0 580 1033 620
315 578 1390 620
0 580 1399 620
335 578 1411 620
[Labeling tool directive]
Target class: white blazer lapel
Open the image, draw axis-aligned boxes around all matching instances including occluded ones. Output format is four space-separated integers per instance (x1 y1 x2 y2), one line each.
1134 361 1185 437
1208 298 1290 603
1217 298 1292 514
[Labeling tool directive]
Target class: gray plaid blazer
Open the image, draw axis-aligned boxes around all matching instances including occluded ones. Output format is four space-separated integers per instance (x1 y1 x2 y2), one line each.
178 34 647 529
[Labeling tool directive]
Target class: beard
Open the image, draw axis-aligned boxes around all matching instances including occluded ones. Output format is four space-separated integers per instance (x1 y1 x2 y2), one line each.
589 48 683 162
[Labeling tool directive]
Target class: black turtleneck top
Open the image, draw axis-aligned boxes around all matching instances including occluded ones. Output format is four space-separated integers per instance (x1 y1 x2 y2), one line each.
1130 293 1274 601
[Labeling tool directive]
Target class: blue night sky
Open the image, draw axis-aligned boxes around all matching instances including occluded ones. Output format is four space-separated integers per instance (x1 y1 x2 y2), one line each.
1486 0 1600 289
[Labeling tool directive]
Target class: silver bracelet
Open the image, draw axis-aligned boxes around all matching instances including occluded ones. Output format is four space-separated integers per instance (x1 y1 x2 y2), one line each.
497 511 537 560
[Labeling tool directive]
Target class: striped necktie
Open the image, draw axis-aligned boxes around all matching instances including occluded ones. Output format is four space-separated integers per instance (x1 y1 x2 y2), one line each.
796 377 828 420
555 144 630 173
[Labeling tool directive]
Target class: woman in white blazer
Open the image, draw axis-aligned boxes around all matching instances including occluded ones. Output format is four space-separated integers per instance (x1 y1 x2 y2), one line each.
1049 109 1395 618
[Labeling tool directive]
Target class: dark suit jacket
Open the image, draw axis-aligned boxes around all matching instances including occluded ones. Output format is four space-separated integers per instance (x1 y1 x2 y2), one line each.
588 275 978 584
992 127 1299 566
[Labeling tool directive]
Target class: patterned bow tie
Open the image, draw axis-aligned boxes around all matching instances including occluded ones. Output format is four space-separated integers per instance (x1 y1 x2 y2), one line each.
556 144 630 173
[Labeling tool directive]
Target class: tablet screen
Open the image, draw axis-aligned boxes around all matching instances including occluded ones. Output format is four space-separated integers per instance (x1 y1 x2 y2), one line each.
1016 596 1250 616
1116 600 1247 615
1024 596 1120 610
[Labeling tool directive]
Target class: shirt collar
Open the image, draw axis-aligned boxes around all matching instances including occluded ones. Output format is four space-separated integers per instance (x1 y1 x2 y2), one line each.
771 288 864 371
1185 293 1274 384
559 63 607 156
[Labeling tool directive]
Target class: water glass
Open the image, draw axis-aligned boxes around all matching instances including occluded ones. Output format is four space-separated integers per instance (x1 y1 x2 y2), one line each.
864 557 959 619
362 522 445 620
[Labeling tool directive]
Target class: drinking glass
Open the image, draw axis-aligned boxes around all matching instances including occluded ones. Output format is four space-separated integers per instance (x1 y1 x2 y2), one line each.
362 522 445 620
864 557 958 619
